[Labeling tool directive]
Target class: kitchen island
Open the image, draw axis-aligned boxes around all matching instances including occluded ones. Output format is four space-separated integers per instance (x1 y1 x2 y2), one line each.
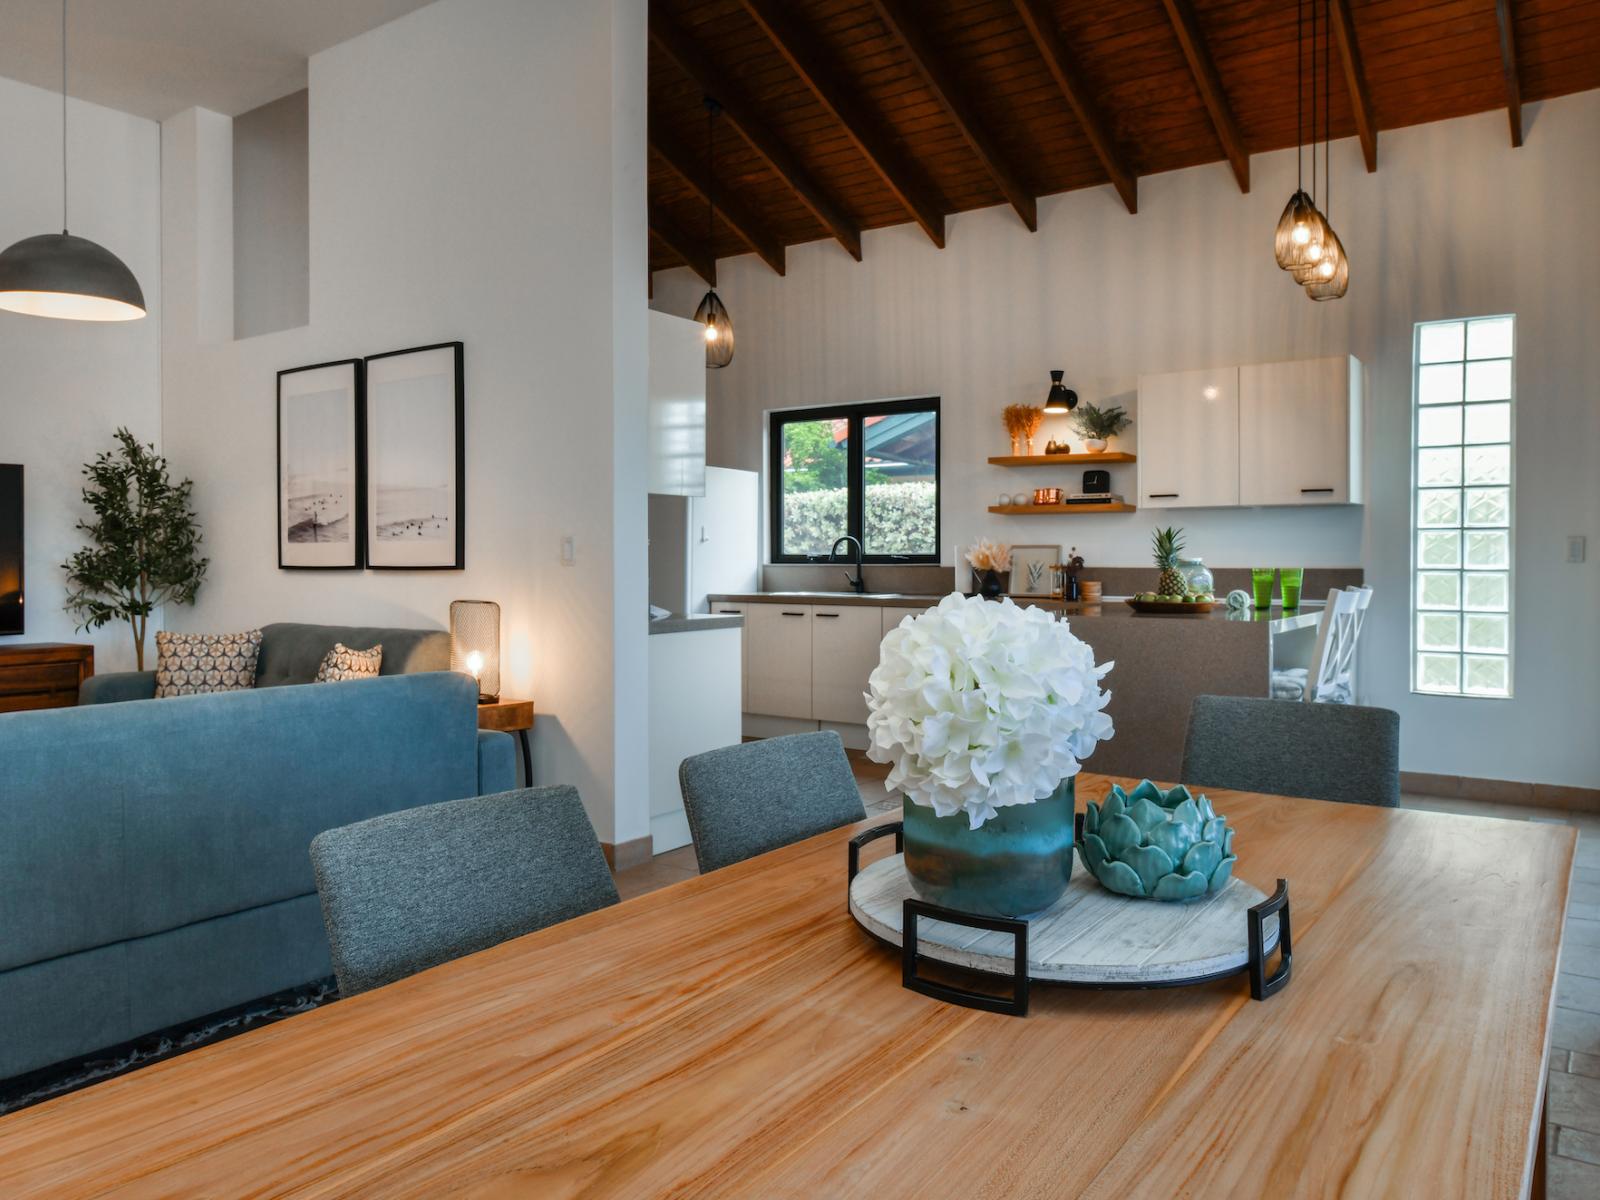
709 592 1326 781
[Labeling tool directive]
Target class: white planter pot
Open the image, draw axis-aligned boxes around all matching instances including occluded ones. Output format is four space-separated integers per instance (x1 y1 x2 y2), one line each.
1083 438 1108 453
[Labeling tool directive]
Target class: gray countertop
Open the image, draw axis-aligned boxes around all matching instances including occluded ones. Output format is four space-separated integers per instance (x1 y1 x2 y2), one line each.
648 612 744 635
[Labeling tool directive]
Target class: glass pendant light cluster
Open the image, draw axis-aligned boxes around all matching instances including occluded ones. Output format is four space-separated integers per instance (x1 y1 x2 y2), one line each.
694 97 734 368
0 0 146 322
1272 0 1348 302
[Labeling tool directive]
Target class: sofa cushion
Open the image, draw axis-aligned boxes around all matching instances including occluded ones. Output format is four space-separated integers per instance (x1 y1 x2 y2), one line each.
315 643 383 682
153 629 263 698
0 671 482 974
255 623 448 687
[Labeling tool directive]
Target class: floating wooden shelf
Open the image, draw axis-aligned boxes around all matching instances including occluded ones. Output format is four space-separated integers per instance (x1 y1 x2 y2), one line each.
987 503 1139 515
988 452 1137 466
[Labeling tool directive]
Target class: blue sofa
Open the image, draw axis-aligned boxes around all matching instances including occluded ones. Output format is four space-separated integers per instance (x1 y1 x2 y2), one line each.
0 671 515 1081
79 621 452 704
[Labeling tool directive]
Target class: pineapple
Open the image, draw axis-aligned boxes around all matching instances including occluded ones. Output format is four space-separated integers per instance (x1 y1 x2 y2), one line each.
1152 526 1187 597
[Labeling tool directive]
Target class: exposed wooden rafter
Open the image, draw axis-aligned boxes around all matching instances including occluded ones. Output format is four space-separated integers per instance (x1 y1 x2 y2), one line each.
737 0 946 248
1009 0 1138 214
648 202 716 286
649 7 863 260
1159 0 1250 192
1330 0 1378 171
649 127 786 276
1495 0 1524 147
867 0 1036 231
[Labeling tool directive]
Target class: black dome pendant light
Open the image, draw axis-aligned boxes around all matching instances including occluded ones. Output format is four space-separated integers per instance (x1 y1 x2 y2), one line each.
0 0 146 322
693 97 734 368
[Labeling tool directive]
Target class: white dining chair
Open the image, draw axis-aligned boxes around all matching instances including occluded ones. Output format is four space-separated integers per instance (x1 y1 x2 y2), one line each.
1306 586 1369 703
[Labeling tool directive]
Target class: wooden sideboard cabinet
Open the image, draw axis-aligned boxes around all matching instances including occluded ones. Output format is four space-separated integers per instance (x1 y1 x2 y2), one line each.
0 643 95 713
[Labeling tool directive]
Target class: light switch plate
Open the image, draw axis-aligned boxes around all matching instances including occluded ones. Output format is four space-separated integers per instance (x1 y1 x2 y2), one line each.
561 535 575 566
1568 535 1587 564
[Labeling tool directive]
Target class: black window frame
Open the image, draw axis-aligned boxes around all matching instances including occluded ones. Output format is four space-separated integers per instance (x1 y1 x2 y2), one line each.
768 397 941 565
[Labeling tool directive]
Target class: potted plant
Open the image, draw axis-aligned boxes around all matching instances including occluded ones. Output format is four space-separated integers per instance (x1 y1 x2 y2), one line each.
1070 402 1131 452
964 538 1012 597
62 428 208 669
866 593 1114 916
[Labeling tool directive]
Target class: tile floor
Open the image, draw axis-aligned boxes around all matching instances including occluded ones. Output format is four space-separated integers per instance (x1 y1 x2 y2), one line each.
613 767 1600 1195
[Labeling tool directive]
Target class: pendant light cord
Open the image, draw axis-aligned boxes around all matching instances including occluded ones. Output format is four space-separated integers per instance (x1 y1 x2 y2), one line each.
61 0 68 233
1296 0 1303 193
704 97 717 274
1323 0 1331 222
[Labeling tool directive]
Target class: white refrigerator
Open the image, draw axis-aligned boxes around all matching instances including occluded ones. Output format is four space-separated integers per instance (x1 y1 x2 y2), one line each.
648 466 761 614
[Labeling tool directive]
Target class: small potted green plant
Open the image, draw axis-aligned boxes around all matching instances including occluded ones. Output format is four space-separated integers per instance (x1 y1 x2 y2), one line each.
1071 402 1132 453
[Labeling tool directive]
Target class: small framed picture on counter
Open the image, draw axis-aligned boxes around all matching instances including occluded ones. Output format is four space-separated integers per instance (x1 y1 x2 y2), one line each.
1009 544 1060 597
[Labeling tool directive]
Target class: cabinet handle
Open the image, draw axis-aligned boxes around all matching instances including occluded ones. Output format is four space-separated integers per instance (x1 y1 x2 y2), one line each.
781 611 806 617
1149 492 1179 499
815 612 840 618
1300 488 1335 494
716 609 740 614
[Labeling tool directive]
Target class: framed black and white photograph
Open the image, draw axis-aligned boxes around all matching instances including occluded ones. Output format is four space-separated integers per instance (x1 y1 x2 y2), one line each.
277 359 364 570
1008 544 1061 598
363 342 464 570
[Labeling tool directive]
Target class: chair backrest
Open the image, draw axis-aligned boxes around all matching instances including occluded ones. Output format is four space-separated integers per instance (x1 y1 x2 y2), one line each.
310 785 619 995
1181 694 1400 807
1306 588 1363 703
678 731 867 873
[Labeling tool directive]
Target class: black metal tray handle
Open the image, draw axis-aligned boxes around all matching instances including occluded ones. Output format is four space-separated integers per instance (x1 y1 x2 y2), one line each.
902 899 1029 1017
847 821 904 885
1247 879 1292 1001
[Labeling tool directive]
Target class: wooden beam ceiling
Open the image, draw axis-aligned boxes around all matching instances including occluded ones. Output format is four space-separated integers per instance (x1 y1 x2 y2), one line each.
738 0 947 249
648 202 715 287
1009 0 1137 215
1159 0 1250 193
868 0 1037 232
649 6 863 261
1495 0 1524 148
649 126 786 276
1329 0 1378 172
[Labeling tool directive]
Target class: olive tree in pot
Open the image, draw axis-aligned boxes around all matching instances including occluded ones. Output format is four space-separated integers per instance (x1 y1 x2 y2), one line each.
62 428 208 670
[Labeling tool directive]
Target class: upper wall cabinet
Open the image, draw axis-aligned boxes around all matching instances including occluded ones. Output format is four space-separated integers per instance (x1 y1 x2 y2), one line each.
1136 366 1240 509
647 310 707 497
1137 355 1363 510
1238 356 1363 506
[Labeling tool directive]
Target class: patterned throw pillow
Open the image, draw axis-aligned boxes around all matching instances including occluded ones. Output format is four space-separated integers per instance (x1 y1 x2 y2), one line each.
154 630 264 698
315 643 383 683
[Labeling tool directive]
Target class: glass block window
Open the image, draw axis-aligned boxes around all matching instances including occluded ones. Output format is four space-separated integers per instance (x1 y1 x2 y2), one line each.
1412 316 1514 697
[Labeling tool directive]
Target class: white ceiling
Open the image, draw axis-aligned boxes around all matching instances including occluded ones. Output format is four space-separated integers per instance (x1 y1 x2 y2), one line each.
0 0 436 120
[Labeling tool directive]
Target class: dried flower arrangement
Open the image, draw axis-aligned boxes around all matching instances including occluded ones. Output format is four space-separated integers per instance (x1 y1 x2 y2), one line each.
1002 404 1045 455
965 538 1012 573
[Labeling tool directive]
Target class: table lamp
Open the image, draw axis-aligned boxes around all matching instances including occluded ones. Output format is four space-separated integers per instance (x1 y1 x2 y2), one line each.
450 599 500 703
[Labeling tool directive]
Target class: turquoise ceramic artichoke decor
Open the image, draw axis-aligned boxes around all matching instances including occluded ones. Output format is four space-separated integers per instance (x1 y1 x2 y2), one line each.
1080 780 1236 901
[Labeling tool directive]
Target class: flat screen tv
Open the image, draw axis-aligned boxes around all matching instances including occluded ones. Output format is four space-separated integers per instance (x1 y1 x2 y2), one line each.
0 465 21 636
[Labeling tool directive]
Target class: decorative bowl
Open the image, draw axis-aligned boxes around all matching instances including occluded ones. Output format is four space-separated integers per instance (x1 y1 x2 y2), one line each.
1079 779 1236 901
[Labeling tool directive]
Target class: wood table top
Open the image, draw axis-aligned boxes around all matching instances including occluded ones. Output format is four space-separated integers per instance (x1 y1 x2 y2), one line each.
0 775 1574 1199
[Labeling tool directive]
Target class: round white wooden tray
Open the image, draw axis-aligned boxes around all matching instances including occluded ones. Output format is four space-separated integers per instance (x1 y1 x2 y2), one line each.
849 850 1281 986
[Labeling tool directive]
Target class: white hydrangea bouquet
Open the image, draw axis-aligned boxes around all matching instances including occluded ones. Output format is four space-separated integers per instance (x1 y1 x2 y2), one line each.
866 593 1114 830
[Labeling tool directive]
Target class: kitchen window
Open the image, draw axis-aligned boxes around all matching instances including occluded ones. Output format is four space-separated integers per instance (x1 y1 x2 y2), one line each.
1411 316 1514 698
769 399 940 564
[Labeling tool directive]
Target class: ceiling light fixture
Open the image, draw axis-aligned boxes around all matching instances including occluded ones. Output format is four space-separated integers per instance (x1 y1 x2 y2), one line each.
693 96 733 368
0 0 146 322
1303 0 1349 301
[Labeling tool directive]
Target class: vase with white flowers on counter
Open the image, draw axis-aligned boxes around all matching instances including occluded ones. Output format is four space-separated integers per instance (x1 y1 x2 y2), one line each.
865 593 1114 917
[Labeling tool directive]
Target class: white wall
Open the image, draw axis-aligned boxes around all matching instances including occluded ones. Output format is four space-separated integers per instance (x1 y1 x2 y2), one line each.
233 89 310 340
653 91 1600 789
0 74 161 671
161 0 649 841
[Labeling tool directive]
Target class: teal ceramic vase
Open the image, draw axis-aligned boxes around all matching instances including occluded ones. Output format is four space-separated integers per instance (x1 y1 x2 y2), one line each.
1079 779 1237 901
902 778 1075 918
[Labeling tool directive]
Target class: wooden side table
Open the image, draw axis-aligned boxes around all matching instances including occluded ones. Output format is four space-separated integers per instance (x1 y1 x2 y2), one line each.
0 643 95 713
477 699 535 788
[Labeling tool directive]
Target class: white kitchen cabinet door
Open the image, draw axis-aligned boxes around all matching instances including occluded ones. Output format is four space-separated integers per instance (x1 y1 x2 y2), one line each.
1136 366 1240 509
709 602 748 709
1239 356 1362 506
811 606 883 725
745 604 813 719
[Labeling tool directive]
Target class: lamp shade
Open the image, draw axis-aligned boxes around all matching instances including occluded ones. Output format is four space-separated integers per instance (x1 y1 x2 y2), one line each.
0 232 146 321
1272 190 1319 271
695 289 734 369
1043 369 1077 414
450 599 500 703
1303 226 1349 301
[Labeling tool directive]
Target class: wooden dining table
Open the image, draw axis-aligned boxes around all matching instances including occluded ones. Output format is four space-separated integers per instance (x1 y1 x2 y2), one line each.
0 774 1575 1198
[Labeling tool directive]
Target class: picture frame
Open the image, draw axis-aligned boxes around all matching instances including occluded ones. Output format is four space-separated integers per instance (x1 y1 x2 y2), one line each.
1008 544 1061 598
277 359 364 570
363 342 465 570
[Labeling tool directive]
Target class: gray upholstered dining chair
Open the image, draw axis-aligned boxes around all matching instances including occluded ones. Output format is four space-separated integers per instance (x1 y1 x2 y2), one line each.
1180 694 1401 807
678 731 867 873
310 786 620 995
